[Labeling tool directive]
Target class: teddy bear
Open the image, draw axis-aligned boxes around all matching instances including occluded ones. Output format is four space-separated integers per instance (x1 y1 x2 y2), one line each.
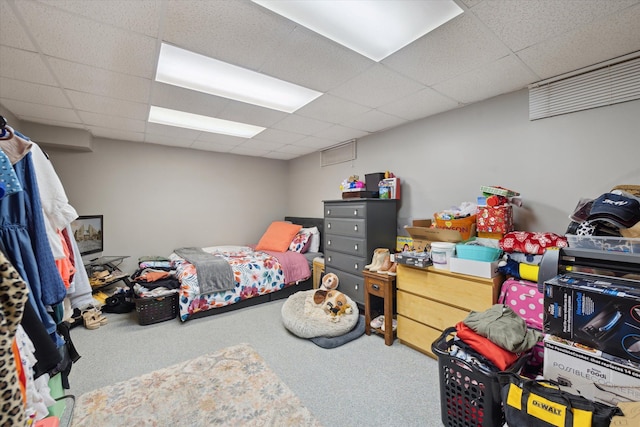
313 289 353 320
320 272 339 290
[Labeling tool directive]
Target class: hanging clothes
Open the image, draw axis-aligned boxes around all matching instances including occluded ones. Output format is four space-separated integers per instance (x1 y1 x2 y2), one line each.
0 249 29 427
0 132 66 342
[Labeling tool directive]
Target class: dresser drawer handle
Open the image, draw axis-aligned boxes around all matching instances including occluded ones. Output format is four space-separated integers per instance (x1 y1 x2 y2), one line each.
327 239 332 246
354 224 358 232
327 256 331 263
354 244 358 251
327 209 331 215
354 263 359 270
327 223 331 229
353 209 358 216
372 284 380 291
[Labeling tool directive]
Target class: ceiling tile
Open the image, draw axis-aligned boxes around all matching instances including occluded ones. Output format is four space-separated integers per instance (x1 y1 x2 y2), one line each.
163 0 295 71
259 26 374 92
272 114 332 135
340 109 408 134
77 110 146 133
217 100 289 128
194 131 246 147
48 58 151 103
145 122 202 141
236 138 285 152
263 151 298 160
37 0 163 37
275 144 317 155
293 136 336 150
434 55 537 104
190 139 237 152
313 125 368 142
296 94 371 124
2 98 80 123
472 0 639 52
251 128 305 145
89 126 144 142
229 145 270 157
329 64 426 109
0 46 58 86
15 1 157 78
518 4 640 80
145 133 194 149
377 88 461 121
150 82 229 118
383 12 512 85
67 90 148 121
0 77 71 108
0 1 37 51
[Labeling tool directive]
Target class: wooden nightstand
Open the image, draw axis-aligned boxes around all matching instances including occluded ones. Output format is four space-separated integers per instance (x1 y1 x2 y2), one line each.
363 270 397 346
312 257 324 289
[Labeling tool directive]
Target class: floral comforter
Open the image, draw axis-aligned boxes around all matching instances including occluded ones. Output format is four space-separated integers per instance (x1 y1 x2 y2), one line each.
169 246 310 321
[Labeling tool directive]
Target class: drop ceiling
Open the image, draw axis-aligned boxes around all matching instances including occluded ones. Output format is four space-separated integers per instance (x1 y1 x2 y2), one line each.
1 0 639 160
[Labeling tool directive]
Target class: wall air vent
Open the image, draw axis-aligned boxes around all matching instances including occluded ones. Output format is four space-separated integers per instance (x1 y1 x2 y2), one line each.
529 51 640 121
320 139 356 167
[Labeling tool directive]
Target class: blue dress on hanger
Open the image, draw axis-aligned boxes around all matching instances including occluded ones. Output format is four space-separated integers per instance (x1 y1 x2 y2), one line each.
0 151 66 343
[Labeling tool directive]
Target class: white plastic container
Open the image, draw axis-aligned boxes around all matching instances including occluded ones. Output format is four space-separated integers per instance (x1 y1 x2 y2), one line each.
430 242 456 270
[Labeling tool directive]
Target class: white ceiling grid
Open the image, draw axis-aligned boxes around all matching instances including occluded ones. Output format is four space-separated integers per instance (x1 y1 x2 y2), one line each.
0 0 639 160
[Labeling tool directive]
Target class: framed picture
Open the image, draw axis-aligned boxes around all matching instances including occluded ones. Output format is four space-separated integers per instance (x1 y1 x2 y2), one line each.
71 215 104 256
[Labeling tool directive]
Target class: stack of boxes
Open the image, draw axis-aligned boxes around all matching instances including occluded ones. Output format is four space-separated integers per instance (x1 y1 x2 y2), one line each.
476 185 517 239
542 272 640 406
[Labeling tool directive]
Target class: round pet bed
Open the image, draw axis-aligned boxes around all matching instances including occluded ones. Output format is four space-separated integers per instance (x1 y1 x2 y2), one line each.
281 289 359 339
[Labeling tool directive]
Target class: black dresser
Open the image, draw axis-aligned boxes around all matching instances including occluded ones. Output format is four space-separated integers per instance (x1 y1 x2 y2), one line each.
323 199 397 305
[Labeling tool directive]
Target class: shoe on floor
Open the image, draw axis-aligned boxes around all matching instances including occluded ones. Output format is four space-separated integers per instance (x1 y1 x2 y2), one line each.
381 318 398 332
370 315 384 329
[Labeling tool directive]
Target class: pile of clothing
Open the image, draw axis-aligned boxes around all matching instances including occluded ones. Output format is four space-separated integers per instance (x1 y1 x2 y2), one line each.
567 185 640 240
130 256 180 298
451 304 542 372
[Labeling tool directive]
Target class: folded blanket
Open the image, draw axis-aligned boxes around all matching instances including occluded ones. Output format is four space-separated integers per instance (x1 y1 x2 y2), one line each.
174 247 234 293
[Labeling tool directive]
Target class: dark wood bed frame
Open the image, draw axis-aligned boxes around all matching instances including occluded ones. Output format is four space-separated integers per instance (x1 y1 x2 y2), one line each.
187 216 324 320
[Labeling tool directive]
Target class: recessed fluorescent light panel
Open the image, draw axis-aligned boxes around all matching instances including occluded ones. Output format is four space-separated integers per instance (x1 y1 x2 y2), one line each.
148 106 265 138
155 43 322 113
252 0 463 61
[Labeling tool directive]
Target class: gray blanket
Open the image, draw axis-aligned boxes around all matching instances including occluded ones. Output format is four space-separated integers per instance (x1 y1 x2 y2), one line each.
174 247 234 294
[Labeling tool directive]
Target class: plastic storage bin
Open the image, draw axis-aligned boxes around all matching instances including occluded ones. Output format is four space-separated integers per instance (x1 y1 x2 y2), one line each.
431 327 529 427
134 292 178 325
565 234 640 253
455 241 502 262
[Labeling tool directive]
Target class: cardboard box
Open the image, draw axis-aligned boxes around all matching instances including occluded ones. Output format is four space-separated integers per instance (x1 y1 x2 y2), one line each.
476 205 514 233
404 219 464 252
396 236 414 252
395 251 432 269
449 257 500 278
543 275 640 362
612 402 640 426
543 334 640 406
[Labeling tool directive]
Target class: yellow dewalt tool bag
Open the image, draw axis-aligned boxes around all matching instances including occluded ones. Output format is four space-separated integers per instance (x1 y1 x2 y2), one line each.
498 372 623 427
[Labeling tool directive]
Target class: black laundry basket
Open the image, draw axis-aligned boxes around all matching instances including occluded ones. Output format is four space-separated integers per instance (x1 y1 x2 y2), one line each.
431 327 529 427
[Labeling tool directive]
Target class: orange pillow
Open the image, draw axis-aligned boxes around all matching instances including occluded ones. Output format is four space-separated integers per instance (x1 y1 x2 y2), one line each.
255 221 302 252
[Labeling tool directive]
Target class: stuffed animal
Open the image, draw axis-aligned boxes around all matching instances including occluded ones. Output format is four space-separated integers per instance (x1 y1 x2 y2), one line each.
313 289 353 319
498 254 539 282
320 272 339 290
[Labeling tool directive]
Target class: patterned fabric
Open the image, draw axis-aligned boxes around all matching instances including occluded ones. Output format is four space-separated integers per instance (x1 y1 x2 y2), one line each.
170 246 286 321
289 229 311 253
72 343 322 427
499 231 568 255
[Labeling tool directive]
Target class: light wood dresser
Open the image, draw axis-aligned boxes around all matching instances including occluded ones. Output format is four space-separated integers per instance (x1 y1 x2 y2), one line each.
396 264 503 359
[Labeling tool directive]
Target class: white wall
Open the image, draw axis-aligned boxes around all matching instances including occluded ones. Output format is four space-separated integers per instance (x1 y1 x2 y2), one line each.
287 89 640 236
47 139 290 273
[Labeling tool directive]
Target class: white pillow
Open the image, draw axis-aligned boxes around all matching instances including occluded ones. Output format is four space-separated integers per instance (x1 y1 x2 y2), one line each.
302 226 320 253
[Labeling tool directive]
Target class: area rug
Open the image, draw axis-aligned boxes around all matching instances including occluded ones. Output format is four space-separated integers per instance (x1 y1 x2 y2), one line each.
72 343 322 426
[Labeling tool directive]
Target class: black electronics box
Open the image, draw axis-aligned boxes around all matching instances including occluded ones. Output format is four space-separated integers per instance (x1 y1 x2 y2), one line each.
365 172 385 192
543 274 640 362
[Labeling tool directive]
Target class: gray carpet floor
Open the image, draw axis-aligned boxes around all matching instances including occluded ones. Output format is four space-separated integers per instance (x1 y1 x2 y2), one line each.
67 299 445 426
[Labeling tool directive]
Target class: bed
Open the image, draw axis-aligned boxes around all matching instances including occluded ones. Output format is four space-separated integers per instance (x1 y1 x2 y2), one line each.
169 217 324 321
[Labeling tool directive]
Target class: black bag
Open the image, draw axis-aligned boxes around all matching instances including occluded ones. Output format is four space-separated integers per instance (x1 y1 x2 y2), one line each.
499 372 622 427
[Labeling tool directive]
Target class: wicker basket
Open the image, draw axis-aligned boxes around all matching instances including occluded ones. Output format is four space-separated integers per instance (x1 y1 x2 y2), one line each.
134 292 178 325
